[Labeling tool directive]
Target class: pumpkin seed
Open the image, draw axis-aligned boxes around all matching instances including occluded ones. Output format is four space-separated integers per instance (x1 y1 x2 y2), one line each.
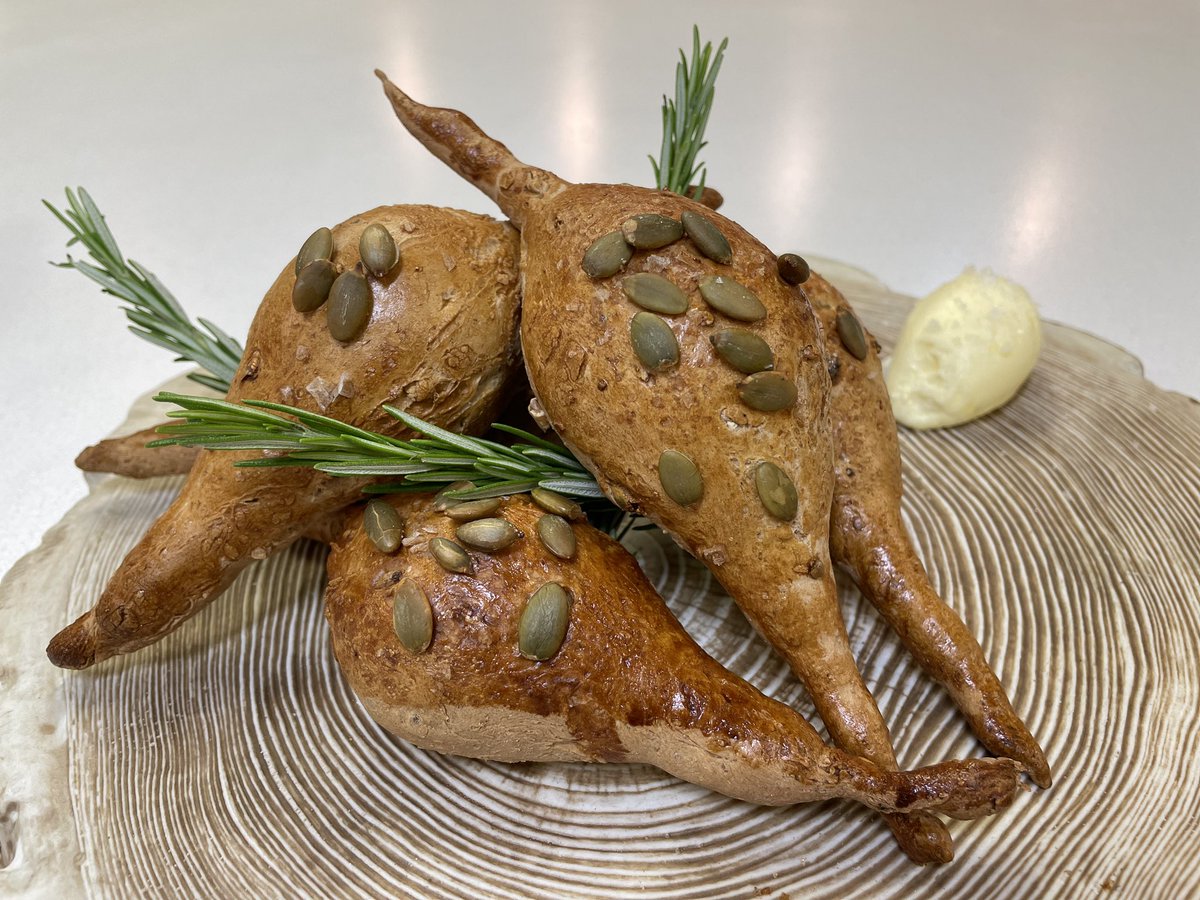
537 514 576 560
777 253 811 285
581 230 633 278
622 273 689 315
530 488 583 520
443 497 502 522
295 227 333 275
518 582 572 660
363 498 404 553
836 308 869 360
680 210 732 264
292 259 338 312
392 578 433 653
709 328 775 374
621 213 683 249
754 462 799 521
698 275 767 322
630 312 679 372
737 372 798 412
456 517 523 551
429 537 473 575
359 223 400 277
433 481 475 511
658 450 704 506
327 270 373 341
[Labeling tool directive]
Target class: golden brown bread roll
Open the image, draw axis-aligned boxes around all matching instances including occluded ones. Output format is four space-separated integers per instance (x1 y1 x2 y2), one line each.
48 205 523 669
325 493 1023 819
376 75 962 861
805 272 1050 788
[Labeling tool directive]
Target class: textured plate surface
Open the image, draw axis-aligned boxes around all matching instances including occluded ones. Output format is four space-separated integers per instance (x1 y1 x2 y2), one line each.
3 261 1199 898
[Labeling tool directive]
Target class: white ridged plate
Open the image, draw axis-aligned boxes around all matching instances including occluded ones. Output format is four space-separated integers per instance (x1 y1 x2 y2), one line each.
3 260 1199 899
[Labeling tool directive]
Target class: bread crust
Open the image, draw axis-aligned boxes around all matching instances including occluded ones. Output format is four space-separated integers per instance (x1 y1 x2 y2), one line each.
48 205 523 668
325 493 1022 816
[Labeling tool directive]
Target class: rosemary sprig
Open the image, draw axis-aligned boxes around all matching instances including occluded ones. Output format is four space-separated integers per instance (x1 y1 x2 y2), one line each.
149 392 610 503
649 26 729 198
44 187 244 393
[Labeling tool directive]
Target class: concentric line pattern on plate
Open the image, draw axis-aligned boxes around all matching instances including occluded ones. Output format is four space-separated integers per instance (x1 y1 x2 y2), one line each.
3 264 1198 898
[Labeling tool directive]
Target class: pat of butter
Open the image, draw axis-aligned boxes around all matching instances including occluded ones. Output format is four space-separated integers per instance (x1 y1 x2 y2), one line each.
884 268 1041 429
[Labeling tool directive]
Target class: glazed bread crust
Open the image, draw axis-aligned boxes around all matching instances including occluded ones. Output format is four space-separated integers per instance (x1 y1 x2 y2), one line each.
326 493 1022 816
48 205 522 669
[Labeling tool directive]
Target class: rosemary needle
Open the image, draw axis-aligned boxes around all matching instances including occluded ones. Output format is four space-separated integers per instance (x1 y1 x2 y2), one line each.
44 187 244 393
151 391 612 506
649 27 729 198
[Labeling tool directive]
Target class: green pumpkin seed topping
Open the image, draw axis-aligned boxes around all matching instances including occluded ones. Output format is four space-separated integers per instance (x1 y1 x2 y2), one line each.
393 578 433 653
754 462 799 521
295 227 333 276
777 253 811 285
327 270 372 342
582 230 634 278
658 449 704 506
680 210 732 264
620 213 683 249
630 312 680 372
836 308 869 360
429 537 474 575
433 481 475 512
530 488 584 520
292 259 338 313
737 371 798 412
442 497 503 522
518 582 572 660
709 328 774 374
359 223 400 277
363 499 404 553
537 514 577 560
622 272 690 315
698 275 767 322
456 517 523 551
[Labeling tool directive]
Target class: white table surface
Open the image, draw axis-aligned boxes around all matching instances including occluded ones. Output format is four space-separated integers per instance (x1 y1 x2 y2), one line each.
2 0 1197 585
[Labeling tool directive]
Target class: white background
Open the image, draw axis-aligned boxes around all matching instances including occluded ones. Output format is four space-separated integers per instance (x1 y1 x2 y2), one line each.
2 0 1197 581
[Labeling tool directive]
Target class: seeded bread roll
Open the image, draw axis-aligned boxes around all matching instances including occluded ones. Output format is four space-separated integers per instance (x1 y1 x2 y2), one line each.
325 493 1022 818
804 272 1050 787
376 75 1003 863
47 205 522 669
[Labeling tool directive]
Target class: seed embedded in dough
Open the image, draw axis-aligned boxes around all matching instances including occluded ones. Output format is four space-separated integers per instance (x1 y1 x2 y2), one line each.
658 450 704 506
698 275 767 322
754 462 799 521
622 272 690 315
518 582 572 660
393 578 433 653
537 514 577 560
710 328 775 374
442 497 503 522
327 270 373 342
621 213 683 249
530 488 584 520
836 308 869 361
429 537 473 575
359 223 400 277
737 372 798 412
456 517 523 551
295 226 333 276
292 259 338 312
681 210 732 264
581 230 633 278
363 498 404 553
630 312 680 372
